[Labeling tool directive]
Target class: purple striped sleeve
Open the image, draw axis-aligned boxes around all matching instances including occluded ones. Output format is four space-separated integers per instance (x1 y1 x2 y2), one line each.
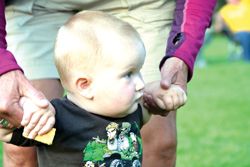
0 1 21 75
160 0 217 81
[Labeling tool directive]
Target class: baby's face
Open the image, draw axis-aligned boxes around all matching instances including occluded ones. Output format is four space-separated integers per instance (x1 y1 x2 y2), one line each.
90 37 145 118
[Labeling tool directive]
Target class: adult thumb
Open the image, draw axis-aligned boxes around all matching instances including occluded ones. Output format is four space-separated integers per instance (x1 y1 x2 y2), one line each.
161 72 177 90
24 87 49 108
20 77 49 109
160 63 177 90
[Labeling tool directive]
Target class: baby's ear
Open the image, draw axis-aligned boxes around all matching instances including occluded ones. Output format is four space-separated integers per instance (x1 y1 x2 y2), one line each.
76 76 93 99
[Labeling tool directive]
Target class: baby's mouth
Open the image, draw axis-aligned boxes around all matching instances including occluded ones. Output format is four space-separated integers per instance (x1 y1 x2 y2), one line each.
136 94 143 102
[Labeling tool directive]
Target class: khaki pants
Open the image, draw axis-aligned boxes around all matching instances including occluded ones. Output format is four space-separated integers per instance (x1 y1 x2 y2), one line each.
6 0 175 82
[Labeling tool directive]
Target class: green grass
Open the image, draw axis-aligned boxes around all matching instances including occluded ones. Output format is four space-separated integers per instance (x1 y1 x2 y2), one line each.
1 35 250 166
176 34 250 167
0 143 2 165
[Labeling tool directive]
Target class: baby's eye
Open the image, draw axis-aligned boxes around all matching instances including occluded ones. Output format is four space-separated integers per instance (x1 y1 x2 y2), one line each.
126 71 133 78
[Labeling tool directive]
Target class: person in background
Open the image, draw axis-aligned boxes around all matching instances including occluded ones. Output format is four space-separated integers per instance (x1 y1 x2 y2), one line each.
195 28 214 68
0 11 187 167
215 0 250 61
0 0 216 167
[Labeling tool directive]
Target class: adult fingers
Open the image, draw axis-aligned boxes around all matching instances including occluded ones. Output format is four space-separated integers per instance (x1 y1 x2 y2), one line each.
160 60 177 90
2 103 23 127
18 71 49 109
160 57 188 93
0 71 24 126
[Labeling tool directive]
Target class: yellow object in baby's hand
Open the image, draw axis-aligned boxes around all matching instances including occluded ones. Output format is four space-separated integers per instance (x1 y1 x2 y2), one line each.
23 128 56 145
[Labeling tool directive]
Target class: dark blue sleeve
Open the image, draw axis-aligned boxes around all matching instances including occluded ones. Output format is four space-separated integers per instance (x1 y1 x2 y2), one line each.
9 128 41 146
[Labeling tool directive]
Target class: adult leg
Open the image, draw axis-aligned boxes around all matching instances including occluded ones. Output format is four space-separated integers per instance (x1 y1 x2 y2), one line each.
234 32 250 61
141 113 177 167
3 79 64 167
3 146 38 167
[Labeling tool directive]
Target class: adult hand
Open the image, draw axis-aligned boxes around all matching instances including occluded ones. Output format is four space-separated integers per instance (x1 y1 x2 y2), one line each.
143 81 187 116
160 57 188 92
0 70 49 127
143 57 188 115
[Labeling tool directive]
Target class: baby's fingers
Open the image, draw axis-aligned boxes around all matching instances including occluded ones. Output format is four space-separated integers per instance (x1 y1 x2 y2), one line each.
38 117 55 135
23 112 43 138
29 105 55 137
154 97 166 110
27 113 52 139
162 89 187 111
162 95 175 111
174 86 187 108
38 104 55 135
179 90 187 106
172 93 185 110
21 99 37 126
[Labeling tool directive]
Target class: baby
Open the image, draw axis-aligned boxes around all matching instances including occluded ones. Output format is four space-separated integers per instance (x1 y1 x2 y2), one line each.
0 11 186 167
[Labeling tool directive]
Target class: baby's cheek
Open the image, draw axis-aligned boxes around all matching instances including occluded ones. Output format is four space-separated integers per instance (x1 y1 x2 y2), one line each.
121 90 135 103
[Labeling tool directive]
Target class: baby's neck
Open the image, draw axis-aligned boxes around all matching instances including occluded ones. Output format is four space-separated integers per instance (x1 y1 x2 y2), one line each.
67 93 93 112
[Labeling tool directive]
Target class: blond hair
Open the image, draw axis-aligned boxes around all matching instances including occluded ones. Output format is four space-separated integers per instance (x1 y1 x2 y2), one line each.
54 11 143 90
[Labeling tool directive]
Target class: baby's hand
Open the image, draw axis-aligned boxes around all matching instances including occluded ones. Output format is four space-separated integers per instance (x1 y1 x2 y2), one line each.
20 97 55 139
143 81 187 116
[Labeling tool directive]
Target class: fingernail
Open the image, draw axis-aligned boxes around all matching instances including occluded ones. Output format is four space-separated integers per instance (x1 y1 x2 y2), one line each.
21 120 26 125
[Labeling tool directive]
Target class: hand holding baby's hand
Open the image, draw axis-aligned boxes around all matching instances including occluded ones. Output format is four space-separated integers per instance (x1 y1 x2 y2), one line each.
20 97 55 139
143 81 187 116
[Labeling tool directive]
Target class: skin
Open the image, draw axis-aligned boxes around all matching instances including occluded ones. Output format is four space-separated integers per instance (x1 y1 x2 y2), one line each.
3 79 64 167
142 112 177 167
0 58 188 167
74 34 146 118
144 57 188 114
142 57 188 167
0 11 188 167
0 71 49 126
0 14 186 166
0 54 188 167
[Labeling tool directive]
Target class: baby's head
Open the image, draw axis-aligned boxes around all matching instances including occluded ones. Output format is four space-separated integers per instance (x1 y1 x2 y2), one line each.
54 11 146 117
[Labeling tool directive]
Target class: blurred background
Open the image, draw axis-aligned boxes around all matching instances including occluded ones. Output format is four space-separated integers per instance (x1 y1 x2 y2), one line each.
1 0 250 166
177 0 250 166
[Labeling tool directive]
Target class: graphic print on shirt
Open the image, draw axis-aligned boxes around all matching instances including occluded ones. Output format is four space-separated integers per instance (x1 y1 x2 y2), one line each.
82 122 142 167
